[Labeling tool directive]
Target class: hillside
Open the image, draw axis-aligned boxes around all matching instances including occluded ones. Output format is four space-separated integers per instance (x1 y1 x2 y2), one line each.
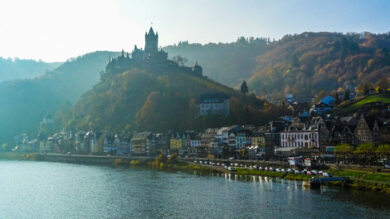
66 64 268 133
246 32 390 98
0 51 119 143
0 57 61 82
164 37 269 86
335 93 390 114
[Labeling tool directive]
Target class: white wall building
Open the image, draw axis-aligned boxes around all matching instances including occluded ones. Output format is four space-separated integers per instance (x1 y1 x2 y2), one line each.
280 131 319 148
198 94 230 117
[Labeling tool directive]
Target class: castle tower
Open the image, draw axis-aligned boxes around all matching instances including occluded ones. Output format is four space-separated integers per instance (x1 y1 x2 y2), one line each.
145 27 158 54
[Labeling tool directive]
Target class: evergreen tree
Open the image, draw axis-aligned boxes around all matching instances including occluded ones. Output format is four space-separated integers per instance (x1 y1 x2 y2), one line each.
344 90 350 101
240 80 248 97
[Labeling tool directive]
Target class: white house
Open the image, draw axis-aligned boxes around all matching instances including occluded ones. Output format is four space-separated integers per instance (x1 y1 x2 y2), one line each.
198 93 230 117
279 122 319 151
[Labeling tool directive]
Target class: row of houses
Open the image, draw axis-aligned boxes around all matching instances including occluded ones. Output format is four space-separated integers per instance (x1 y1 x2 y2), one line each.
11 113 390 161
11 92 390 161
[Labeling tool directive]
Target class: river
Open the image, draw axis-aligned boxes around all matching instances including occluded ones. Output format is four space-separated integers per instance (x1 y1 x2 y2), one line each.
0 160 389 218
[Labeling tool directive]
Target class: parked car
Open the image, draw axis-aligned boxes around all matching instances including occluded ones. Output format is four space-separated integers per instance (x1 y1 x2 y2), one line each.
252 165 258 170
228 166 235 171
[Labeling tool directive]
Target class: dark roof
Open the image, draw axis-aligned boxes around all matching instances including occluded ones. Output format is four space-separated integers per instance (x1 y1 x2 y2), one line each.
197 93 230 103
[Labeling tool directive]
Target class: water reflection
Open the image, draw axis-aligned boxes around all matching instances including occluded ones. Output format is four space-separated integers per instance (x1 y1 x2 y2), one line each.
209 171 390 211
1 161 389 218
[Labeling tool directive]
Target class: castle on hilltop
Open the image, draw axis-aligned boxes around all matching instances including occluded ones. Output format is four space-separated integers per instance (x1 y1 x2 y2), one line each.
105 27 203 76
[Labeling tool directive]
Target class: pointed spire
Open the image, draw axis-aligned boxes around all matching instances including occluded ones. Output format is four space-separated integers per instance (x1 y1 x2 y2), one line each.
148 27 155 35
121 49 124 57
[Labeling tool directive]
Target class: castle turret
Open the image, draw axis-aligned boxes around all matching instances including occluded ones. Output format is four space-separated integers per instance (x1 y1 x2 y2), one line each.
145 27 158 54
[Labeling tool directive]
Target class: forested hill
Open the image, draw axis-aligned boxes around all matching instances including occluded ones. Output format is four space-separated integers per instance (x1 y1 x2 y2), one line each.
65 64 268 133
164 37 269 86
247 32 390 98
0 51 119 143
0 57 61 82
35 51 120 102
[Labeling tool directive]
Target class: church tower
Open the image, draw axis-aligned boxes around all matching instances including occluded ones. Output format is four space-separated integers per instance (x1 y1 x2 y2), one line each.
145 27 158 54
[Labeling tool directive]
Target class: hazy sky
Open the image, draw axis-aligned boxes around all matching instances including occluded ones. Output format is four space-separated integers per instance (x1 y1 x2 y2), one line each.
1 0 389 62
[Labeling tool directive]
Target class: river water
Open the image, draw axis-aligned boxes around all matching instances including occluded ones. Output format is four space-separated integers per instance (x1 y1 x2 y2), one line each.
0 160 389 218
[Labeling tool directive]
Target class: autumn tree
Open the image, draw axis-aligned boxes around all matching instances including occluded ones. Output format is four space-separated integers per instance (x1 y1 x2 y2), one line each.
168 152 178 164
377 77 388 92
313 90 327 103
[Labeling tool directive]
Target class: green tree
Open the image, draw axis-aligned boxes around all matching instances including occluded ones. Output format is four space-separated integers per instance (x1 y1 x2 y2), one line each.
376 144 390 161
354 143 376 166
334 144 353 164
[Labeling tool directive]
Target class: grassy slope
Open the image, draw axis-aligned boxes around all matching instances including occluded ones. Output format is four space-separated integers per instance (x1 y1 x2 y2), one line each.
337 94 390 113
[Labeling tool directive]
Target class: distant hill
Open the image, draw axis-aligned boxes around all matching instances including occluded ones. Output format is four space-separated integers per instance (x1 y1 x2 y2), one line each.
65 61 268 133
164 37 269 87
0 57 61 82
0 51 119 143
247 32 390 98
35 51 120 102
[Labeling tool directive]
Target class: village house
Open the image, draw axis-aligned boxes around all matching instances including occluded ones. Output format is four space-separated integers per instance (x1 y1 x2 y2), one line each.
84 131 99 154
103 134 131 155
310 96 335 115
250 126 267 157
184 131 201 157
277 119 320 156
131 132 154 156
354 115 381 146
235 129 251 149
169 133 183 152
197 93 230 117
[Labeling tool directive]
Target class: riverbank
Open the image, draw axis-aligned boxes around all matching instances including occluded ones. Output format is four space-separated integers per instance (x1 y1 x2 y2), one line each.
2 152 390 194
